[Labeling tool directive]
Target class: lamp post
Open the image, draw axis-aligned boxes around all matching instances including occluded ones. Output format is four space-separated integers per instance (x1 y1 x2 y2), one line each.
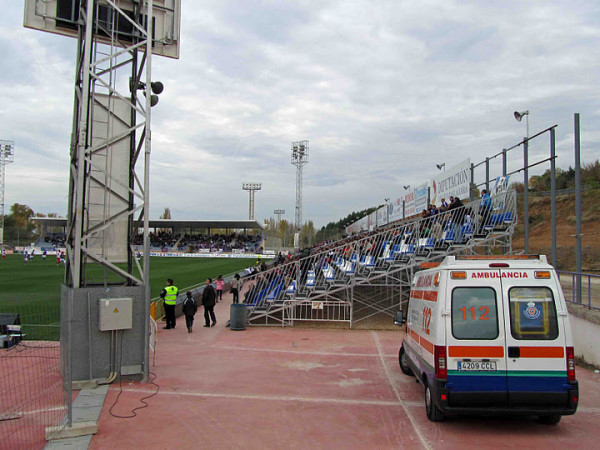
514 110 530 140
274 209 285 225
384 198 390 225
0 140 15 251
291 141 309 231
242 182 262 220
514 110 530 253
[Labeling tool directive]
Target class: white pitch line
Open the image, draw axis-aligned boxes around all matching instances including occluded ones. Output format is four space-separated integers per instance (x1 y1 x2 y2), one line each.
372 331 432 450
2 405 66 417
117 387 404 407
213 345 396 358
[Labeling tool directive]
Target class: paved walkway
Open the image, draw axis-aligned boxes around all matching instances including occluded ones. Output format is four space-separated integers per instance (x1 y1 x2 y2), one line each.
89 295 600 449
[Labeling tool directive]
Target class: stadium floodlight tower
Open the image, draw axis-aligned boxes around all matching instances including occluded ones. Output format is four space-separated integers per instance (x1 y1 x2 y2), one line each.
274 209 285 225
0 140 15 251
291 140 309 232
242 182 262 220
24 0 181 397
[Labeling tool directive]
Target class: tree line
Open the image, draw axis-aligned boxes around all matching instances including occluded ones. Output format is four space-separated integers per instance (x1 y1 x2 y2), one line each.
2 203 60 246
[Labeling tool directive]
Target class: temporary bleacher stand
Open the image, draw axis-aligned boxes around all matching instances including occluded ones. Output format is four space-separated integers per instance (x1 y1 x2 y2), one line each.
240 190 517 328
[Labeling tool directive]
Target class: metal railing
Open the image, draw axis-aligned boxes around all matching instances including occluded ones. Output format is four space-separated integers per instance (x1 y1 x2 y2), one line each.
557 270 600 311
240 191 517 327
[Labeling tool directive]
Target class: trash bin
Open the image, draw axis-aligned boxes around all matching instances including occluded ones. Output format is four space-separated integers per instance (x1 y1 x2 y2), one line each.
230 303 247 331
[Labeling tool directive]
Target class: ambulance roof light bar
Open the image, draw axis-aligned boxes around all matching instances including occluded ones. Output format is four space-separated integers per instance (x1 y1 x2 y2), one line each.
455 255 540 261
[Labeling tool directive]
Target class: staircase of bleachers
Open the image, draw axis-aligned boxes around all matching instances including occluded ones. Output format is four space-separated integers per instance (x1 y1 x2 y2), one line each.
240 190 517 328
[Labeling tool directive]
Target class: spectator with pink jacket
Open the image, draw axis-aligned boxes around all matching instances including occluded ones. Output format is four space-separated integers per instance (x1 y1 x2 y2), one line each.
215 274 224 303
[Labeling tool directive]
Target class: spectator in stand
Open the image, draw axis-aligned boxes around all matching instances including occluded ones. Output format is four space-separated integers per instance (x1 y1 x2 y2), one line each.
447 197 464 242
440 198 449 210
430 218 444 242
215 275 224 303
479 189 492 234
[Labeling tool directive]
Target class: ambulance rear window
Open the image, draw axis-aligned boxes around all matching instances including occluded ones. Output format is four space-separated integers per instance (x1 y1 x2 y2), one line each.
451 288 499 340
509 287 558 340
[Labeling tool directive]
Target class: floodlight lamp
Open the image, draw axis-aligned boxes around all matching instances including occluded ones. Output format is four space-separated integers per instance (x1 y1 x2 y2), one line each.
385 198 390 203
149 94 159 107
150 81 164 95
436 163 445 171
514 110 529 122
403 185 410 190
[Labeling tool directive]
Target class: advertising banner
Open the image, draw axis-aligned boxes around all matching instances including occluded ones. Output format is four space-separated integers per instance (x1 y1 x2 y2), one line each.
376 206 387 227
430 159 471 206
358 216 369 232
368 211 377 231
413 183 429 215
388 196 404 222
491 175 511 209
403 189 417 218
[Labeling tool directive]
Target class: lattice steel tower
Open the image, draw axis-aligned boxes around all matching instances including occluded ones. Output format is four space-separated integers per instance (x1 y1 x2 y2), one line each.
0 140 15 250
291 140 309 230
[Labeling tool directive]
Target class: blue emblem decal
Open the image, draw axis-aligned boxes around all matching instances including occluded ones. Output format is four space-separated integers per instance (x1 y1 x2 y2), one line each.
523 301 541 320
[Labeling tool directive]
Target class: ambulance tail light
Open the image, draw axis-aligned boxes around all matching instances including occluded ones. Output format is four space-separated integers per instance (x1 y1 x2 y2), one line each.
450 271 466 280
566 346 576 381
535 271 551 279
434 345 447 380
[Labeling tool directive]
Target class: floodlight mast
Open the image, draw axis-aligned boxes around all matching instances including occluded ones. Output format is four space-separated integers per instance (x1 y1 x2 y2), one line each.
274 209 285 225
23 0 180 389
291 140 309 231
0 140 15 251
242 182 262 220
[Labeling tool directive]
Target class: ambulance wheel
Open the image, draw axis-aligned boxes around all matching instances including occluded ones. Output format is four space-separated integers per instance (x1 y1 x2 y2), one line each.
425 383 445 422
539 414 561 425
399 346 414 376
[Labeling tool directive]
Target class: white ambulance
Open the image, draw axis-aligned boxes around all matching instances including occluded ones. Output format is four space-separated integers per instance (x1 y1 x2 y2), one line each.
395 255 578 423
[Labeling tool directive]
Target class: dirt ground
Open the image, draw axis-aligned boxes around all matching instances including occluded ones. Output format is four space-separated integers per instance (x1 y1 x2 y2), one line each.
512 190 600 271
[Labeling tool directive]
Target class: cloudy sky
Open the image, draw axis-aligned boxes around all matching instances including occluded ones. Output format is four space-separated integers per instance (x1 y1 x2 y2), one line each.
2 1 600 228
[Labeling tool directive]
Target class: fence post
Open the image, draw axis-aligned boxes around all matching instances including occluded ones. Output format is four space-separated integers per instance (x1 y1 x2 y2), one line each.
574 113 582 303
550 128 557 268
523 138 529 254
485 157 490 192
470 163 475 200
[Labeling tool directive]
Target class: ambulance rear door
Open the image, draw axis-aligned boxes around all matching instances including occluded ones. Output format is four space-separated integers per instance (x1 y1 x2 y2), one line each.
445 270 508 406
500 268 569 407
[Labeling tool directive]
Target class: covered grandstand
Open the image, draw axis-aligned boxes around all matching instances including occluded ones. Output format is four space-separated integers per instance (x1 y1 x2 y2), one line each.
29 218 265 254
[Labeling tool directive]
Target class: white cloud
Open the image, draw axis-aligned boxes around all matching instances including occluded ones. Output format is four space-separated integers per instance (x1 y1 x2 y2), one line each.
1 0 600 228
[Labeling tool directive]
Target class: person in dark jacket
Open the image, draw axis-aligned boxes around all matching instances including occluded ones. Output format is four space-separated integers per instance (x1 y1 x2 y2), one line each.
182 291 197 333
202 278 217 327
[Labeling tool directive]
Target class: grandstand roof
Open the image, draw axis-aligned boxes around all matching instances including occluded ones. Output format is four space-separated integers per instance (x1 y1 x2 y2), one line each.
31 217 264 231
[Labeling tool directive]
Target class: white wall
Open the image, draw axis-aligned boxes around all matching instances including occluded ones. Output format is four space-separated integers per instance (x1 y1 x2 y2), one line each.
568 305 600 368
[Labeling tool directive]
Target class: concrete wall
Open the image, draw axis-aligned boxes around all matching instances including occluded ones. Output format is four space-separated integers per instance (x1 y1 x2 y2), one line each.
568 303 600 368
61 285 147 382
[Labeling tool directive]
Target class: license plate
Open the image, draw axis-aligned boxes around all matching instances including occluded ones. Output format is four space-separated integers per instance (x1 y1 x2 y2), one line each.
457 361 497 371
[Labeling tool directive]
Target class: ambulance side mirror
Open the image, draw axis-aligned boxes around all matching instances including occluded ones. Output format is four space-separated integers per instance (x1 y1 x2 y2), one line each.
394 311 405 326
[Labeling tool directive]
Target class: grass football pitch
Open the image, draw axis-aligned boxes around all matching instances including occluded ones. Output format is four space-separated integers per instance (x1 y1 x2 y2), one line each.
0 254 257 338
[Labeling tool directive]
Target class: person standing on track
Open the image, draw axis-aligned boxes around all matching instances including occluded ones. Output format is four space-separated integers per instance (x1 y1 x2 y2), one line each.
230 273 241 304
182 291 197 333
160 278 178 330
215 274 224 303
202 278 217 327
